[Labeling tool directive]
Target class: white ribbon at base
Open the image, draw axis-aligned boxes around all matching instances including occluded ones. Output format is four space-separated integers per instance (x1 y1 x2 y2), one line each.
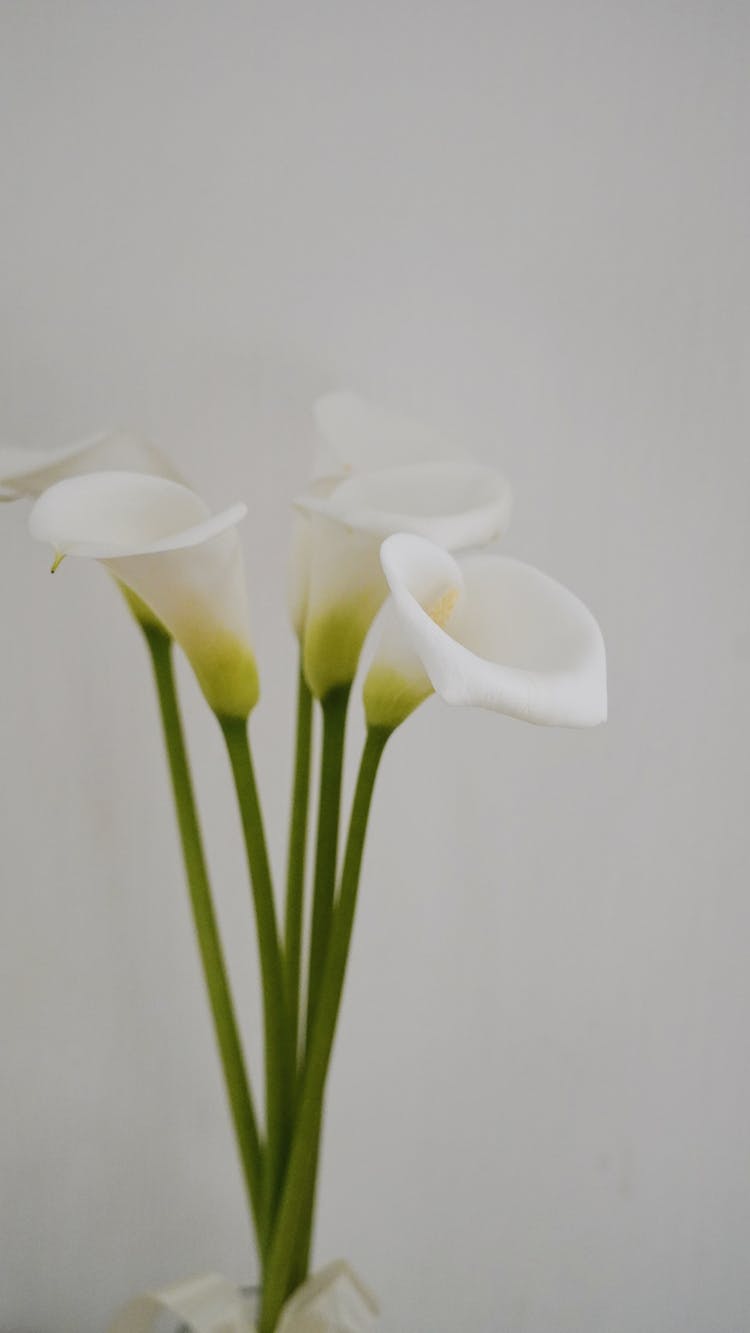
108 1261 379 1333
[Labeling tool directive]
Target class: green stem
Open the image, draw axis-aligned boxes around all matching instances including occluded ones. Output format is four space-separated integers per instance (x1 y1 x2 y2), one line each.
282 683 349 1284
221 716 294 1254
288 1117 320 1290
145 628 263 1242
305 685 350 1050
284 663 313 1066
259 726 391 1333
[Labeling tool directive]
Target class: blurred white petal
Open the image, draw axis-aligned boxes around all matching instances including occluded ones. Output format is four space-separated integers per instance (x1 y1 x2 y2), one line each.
288 391 477 638
313 389 463 476
288 477 340 639
0 430 181 500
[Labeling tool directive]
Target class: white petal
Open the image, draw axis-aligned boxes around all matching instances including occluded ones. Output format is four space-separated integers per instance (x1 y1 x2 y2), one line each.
298 460 512 547
302 513 388 699
363 541 462 729
377 534 607 728
287 476 341 640
276 1260 378 1333
292 393 508 656
0 430 181 499
313 390 463 476
0 446 47 499
300 461 512 698
29 472 258 719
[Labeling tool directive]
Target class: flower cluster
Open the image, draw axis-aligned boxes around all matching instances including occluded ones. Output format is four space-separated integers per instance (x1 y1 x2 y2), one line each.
2 393 606 731
1 393 606 1333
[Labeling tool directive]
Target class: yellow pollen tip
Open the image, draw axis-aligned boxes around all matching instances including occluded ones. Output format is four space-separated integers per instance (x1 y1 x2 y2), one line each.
50 552 66 574
426 586 459 629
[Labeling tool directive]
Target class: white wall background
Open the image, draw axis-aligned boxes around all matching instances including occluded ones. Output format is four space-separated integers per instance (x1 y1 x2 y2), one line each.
1 3 748 1331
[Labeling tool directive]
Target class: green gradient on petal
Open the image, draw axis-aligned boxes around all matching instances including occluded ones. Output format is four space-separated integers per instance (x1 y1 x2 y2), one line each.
363 663 433 730
117 581 168 634
118 580 258 718
303 592 384 701
181 624 260 719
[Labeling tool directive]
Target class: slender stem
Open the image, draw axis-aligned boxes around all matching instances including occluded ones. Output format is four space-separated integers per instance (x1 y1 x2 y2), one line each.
221 717 294 1254
145 628 263 1242
286 1107 323 1295
284 663 313 1066
305 685 350 1050
290 693 369 1279
287 1117 320 1290
259 726 391 1333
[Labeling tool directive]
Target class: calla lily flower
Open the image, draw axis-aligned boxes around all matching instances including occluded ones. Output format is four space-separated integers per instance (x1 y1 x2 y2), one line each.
288 391 465 641
364 533 607 729
288 475 340 641
300 460 512 700
29 472 259 719
312 389 464 476
0 430 180 500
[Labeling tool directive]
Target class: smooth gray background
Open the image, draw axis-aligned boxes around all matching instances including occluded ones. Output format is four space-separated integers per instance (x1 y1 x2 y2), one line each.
1 3 748 1331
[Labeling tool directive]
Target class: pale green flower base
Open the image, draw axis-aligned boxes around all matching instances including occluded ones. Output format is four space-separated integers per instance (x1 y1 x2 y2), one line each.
183 624 260 719
303 596 382 700
362 663 432 730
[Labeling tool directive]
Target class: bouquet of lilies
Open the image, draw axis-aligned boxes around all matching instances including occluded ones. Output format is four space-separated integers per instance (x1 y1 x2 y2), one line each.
1 393 606 1333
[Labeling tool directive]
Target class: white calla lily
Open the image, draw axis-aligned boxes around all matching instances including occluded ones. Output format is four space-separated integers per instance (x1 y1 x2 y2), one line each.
364 533 607 729
288 391 465 641
300 461 512 700
288 475 340 641
0 429 180 500
0 447 47 499
29 472 259 719
312 389 463 477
